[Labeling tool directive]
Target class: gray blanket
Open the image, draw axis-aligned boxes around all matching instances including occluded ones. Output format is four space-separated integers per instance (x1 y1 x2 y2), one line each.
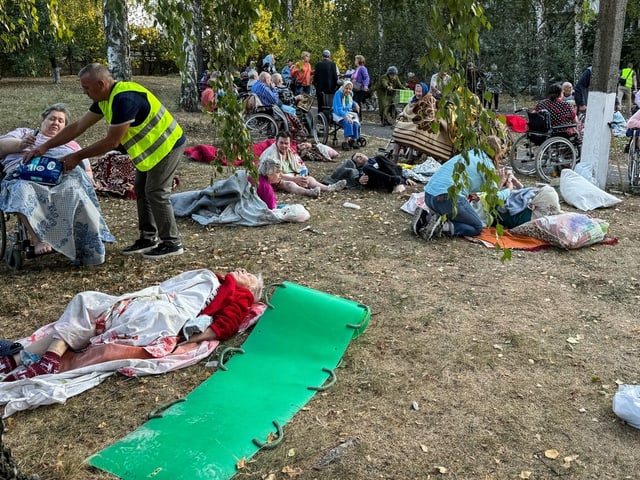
171 170 285 227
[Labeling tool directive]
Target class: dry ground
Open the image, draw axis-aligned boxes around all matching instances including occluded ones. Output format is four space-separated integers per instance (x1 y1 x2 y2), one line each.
1 76 640 480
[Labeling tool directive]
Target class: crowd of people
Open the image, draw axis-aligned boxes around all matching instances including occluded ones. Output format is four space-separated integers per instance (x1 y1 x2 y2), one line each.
0 54 630 385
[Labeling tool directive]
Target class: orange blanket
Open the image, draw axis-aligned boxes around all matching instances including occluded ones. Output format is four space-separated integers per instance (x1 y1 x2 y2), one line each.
471 227 551 250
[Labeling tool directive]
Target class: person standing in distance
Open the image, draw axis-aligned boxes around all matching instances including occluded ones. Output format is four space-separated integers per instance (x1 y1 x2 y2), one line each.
313 49 339 112
24 63 185 259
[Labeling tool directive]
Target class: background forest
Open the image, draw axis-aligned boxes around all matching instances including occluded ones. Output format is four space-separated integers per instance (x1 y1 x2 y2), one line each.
2 0 640 101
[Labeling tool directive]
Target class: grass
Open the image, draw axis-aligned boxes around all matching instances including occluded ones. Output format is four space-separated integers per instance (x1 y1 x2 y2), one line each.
1 75 640 480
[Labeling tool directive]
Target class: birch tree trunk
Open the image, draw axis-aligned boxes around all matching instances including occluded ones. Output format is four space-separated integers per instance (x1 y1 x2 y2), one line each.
574 0 583 81
179 0 201 112
377 0 384 76
104 0 132 81
533 0 547 96
582 0 628 189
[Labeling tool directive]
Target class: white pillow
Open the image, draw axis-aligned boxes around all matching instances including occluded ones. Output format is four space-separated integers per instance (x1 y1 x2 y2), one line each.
559 169 621 211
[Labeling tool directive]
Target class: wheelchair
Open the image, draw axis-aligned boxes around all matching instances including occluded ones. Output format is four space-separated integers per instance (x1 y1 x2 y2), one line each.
0 168 38 270
243 93 318 143
315 93 367 148
509 108 580 183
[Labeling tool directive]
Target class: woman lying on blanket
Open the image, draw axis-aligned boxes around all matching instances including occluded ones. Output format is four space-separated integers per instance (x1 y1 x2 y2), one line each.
0 269 263 381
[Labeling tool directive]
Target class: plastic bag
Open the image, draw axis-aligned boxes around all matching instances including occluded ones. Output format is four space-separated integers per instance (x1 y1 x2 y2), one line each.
510 212 608 249
613 384 640 429
274 203 310 223
559 169 621 211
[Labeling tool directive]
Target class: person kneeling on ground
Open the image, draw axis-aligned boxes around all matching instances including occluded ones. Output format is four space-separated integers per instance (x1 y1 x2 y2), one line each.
323 152 415 194
412 135 513 239
258 131 346 198
0 268 263 381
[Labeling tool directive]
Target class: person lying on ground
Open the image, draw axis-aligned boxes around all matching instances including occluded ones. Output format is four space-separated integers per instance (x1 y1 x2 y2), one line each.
258 131 346 198
0 103 114 264
0 268 263 381
412 135 514 240
323 152 416 194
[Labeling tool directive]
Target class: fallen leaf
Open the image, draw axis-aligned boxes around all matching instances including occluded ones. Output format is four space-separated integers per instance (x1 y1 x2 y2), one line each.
236 458 246 470
519 471 532 479
544 448 560 459
433 465 448 473
420 444 428 452
566 337 580 344
562 454 579 468
287 448 296 457
281 465 303 477
265 474 276 480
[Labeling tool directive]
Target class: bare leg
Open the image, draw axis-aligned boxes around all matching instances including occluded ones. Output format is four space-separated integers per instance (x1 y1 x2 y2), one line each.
17 213 52 255
277 179 320 197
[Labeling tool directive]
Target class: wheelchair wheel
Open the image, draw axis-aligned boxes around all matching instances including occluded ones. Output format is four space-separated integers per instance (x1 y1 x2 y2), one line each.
536 136 578 183
357 137 367 147
244 113 278 142
5 245 22 271
628 133 640 191
0 212 5 262
316 111 329 145
509 135 538 176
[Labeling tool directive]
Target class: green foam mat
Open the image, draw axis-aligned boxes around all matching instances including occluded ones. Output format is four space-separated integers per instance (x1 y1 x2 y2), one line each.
86 281 370 479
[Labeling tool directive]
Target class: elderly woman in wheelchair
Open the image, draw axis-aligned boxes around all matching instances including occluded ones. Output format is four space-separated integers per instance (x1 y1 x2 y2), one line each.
332 81 363 151
0 103 114 267
509 83 581 183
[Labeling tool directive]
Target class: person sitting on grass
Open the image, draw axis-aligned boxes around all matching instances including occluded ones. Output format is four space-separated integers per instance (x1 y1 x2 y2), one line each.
258 131 346 198
257 157 282 209
412 135 514 240
323 152 415 194
0 268 263 381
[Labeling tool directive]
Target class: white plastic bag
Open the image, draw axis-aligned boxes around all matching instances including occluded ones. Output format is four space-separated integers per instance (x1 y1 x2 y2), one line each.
559 169 621 211
274 203 310 223
613 384 640 429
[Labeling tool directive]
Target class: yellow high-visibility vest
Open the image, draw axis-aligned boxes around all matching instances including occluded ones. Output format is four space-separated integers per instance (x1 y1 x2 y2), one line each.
100 82 183 171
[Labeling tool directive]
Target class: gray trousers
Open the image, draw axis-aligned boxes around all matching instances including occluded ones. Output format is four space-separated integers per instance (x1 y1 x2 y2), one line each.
134 145 182 246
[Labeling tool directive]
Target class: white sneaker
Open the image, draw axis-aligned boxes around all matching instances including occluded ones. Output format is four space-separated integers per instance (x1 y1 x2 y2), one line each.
392 184 406 194
327 179 347 192
308 187 321 198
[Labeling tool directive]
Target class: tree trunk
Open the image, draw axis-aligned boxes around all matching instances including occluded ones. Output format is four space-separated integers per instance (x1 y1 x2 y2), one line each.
104 0 132 81
581 0 628 189
179 0 201 112
287 0 294 26
573 0 583 81
533 0 547 97
0 419 38 480
377 0 384 76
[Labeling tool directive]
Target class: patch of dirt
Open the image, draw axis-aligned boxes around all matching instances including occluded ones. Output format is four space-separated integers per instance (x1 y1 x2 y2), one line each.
1 77 639 480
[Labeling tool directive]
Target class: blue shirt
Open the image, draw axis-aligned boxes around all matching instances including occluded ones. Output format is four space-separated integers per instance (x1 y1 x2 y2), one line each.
251 81 280 106
425 149 509 201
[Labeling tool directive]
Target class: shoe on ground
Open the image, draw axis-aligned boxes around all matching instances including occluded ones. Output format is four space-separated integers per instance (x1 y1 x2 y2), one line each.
308 187 321 198
392 184 406 194
411 208 430 236
143 242 184 259
349 139 360 149
341 142 351 151
122 237 158 255
327 179 347 193
419 214 444 240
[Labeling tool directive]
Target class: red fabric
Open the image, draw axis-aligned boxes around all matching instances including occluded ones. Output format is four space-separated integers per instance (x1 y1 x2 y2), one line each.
184 144 219 164
4 351 61 381
199 273 255 340
501 114 527 133
184 140 298 167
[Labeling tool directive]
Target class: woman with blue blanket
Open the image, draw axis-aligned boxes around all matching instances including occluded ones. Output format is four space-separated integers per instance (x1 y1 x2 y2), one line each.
0 103 114 265
332 81 361 151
